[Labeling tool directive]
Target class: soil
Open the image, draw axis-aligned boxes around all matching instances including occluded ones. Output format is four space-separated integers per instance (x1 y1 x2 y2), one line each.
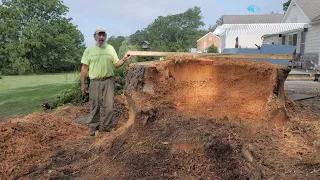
1 57 320 180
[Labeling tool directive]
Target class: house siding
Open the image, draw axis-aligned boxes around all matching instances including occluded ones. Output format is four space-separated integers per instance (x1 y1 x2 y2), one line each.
220 34 226 52
263 35 282 45
282 1 310 23
225 34 263 49
197 33 220 51
305 24 320 53
264 32 303 53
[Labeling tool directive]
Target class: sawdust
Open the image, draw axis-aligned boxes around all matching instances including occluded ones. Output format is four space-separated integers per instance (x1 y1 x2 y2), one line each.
0 110 88 179
1 57 320 179
1 96 320 179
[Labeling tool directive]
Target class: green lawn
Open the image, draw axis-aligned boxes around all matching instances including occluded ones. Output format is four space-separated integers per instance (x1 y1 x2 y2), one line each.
0 73 78 118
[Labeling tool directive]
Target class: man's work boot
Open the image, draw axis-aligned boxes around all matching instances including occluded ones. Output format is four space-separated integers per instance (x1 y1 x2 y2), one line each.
89 129 96 136
103 126 112 132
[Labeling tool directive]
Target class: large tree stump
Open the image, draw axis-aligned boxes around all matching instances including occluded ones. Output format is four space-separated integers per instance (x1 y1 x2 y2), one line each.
124 56 291 128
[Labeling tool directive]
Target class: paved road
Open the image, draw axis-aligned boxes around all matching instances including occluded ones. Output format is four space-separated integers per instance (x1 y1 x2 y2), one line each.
285 81 320 94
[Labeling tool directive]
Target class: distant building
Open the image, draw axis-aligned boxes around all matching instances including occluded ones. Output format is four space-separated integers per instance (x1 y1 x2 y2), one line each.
214 14 284 52
262 0 320 69
141 41 150 50
197 32 220 53
214 0 320 70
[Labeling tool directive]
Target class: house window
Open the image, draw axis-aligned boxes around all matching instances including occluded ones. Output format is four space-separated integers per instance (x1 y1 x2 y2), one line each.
282 36 286 45
293 34 297 46
209 37 213 41
288 35 293 45
288 34 297 46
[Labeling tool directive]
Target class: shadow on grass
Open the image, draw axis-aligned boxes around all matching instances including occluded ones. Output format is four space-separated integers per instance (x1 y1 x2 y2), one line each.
0 84 74 118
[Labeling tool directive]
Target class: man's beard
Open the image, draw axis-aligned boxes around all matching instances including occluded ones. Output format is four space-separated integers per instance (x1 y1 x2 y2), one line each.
96 40 105 47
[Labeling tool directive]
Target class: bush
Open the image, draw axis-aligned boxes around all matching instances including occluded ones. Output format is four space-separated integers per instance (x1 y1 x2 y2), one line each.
0 75 2 79
52 76 90 108
11 58 31 75
52 67 126 108
207 45 219 53
114 67 126 95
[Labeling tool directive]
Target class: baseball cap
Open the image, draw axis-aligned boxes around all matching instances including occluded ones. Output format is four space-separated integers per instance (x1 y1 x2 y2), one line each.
95 28 106 34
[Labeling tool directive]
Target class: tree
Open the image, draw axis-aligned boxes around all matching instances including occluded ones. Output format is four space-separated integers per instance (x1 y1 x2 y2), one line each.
129 6 205 52
208 16 223 32
207 45 219 53
118 39 139 63
0 0 85 74
128 30 145 47
107 36 126 54
283 0 291 13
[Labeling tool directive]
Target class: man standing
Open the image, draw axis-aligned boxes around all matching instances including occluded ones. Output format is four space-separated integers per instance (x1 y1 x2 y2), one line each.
81 28 131 136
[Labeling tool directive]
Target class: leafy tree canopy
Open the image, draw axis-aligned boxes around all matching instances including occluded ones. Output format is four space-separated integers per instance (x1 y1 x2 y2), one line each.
0 0 85 75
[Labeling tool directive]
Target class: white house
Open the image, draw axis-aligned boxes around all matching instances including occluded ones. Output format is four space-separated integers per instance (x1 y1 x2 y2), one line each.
262 0 320 69
214 14 285 52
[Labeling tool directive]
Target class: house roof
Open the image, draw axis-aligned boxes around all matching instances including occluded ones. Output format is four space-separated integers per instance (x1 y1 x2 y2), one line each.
214 23 310 36
222 14 284 24
295 0 320 22
142 40 150 45
197 32 220 42
313 15 320 22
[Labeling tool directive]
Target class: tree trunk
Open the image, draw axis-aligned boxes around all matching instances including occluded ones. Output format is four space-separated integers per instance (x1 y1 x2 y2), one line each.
29 49 34 73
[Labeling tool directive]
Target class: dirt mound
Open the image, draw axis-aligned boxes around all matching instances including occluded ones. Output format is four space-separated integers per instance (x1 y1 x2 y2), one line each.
1 57 320 179
77 109 320 179
0 106 88 179
0 97 128 179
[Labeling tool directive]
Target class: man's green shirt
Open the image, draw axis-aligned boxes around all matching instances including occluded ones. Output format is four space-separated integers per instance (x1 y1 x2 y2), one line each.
81 43 119 79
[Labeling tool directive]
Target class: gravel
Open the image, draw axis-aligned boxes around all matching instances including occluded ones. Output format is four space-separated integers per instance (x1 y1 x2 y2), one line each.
285 81 320 94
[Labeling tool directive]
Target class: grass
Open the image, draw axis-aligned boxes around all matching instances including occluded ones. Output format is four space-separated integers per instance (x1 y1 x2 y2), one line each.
0 73 78 118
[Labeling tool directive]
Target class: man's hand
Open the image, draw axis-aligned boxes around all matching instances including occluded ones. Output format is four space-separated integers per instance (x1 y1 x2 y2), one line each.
81 85 86 96
81 64 88 96
123 53 131 62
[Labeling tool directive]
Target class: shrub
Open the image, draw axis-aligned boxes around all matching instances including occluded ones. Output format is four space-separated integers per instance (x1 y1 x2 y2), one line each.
114 67 126 95
52 76 90 108
207 45 219 53
52 67 126 108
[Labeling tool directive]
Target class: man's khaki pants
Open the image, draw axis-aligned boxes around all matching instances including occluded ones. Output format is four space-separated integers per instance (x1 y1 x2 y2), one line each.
87 77 115 130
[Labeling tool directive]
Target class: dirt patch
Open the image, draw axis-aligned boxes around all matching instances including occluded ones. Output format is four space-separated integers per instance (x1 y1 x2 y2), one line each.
113 95 129 129
0 97 129 179
0 110 88 179
1 57 320 179
1 95 319 179
73 105 320 179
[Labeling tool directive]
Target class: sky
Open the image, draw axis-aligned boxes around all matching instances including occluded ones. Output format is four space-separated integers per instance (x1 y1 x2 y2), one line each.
63 0 288 45
8 0 289 45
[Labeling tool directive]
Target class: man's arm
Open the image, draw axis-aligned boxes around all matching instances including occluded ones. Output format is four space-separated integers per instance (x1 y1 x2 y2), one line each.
81 64 88 96
114 53 131 68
